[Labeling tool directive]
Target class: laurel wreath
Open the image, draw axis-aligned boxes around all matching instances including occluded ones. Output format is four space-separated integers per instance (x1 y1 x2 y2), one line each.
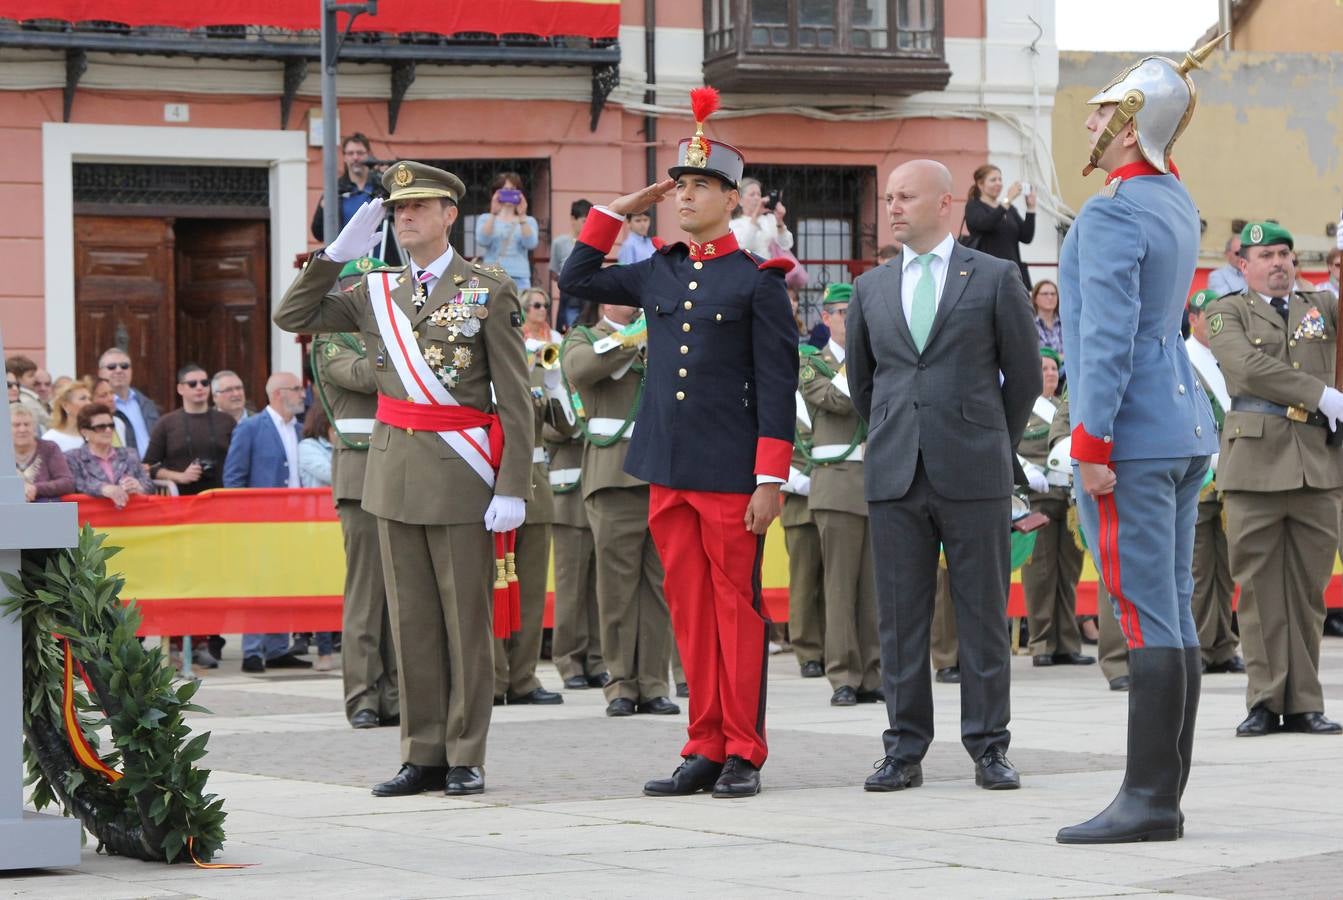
0 526 227 863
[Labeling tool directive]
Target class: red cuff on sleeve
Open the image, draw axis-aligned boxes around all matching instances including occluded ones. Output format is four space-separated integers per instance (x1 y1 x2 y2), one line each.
1070 424 1113 465
757 257 795 273
577 210 623 254
754 436 794 480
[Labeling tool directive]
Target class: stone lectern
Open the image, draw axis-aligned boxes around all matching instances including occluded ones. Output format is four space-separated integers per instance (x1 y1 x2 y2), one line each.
0 326 82 870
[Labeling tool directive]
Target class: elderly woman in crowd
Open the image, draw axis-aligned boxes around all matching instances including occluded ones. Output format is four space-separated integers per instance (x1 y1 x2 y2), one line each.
964 163 1036 287
66 402 152 509
11 404 74 502
730 177 793 258
475 171 539 289
43 379 92 452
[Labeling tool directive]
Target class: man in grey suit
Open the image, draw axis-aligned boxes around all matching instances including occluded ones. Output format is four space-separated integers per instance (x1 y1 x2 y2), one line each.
846 160 1040 792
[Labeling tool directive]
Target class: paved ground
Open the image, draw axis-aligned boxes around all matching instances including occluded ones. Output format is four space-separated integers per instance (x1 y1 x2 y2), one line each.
3 637 1342 898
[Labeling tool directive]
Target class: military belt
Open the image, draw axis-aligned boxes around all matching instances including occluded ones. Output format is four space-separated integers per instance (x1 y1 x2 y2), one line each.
548 468 581 487
810 443 863 462
1230 396 1327 428
334 417 375 435
586 417 635 439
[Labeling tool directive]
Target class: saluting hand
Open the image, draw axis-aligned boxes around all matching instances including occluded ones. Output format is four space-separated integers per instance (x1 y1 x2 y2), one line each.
326 197 386 263
1078 461 1116 498
744 483 782 535
607 179 676 218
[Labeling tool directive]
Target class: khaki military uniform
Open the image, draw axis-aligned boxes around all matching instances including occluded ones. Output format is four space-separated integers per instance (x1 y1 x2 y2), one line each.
562 320 673 703
1186 353 1238 667
931 563 958 671
799 344 880 693
275 252 533 769
312 333 399 724
546 428 604 682
782 389 824 671
1019 394 1084 657
1208 288 1343 716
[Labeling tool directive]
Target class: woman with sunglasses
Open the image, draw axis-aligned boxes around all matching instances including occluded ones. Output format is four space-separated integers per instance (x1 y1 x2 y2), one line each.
11 404 74 502
5 372 18 407
65 402 153 509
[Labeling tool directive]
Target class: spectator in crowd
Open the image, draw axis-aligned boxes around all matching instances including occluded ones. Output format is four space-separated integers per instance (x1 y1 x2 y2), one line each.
550 198 592 330
88 376 129 446
1317 247 1341 298
791 288 827 350
876 244 901 265
224 372 311 673
10 404 74 502
65 403 152 509
297 401 337 672
211 369 252 423
475 171 539 289
7 370 20 407
1031 280 1064 357
51 375 72 395
98 347 159 452
617 212 657 265
1206 234 1247 296
142 363 236 495
963 164 1036 287
6 355 50 430
43 379 91 452
310 132 380 242
30 368 53 411
730 177 793 257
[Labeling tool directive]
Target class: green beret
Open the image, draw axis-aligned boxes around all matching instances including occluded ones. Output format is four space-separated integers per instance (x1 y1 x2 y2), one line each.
382 160 467 205
1039 347 1062 364
822 283 852 305
1240 221 1293 250
339 256 386 280
1187 288 1218 312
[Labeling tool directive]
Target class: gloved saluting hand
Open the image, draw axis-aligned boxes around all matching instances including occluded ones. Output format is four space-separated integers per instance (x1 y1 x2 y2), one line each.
325 198 386 263
483 495 526 533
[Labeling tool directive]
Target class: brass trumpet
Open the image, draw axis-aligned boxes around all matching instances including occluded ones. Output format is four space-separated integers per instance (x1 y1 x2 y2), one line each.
534 342 562 370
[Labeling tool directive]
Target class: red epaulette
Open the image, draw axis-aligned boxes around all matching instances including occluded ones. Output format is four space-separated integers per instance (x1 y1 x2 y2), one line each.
757 256 795 273
651 236 666 250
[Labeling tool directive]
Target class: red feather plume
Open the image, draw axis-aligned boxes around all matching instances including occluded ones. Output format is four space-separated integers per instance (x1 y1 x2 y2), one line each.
689 86 720 124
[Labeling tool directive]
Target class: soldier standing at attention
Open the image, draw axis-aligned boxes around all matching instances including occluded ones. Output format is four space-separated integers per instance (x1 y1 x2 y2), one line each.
1208 222 1343 737
1056 41 1222 844
275 162 534 798
783 351 825 680
799 283 882 707
560 88 797 798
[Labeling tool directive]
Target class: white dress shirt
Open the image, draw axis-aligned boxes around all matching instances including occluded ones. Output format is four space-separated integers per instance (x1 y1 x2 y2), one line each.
409 245 456 296
264 405 300 488
900 233 956 327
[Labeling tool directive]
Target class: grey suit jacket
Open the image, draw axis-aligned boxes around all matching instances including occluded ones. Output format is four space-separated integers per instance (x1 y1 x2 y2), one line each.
845 241 1040 502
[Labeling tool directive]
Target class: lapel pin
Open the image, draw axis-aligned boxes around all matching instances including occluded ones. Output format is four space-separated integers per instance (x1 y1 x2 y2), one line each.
959 271 968 276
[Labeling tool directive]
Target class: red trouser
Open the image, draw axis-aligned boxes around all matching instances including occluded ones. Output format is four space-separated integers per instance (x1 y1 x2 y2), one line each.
647 485 770 768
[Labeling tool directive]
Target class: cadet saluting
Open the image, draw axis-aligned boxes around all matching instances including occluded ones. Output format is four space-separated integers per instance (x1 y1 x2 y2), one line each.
559 88 798 798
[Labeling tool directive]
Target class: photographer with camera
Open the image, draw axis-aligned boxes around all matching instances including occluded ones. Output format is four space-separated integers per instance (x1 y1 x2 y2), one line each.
142 362 236 495
310 133 385 242
730 177 793 257
476 171 540 289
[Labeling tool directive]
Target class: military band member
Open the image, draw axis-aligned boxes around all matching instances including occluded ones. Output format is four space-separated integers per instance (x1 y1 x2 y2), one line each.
1208 221 1343 737
275 162 534 798
799 283 882 706
1184 288 1243 675
1019 348 1090 668
560 88 797 798
1056 41 1221 844
312 314 399 730
561 304 678 717
783 355 825 679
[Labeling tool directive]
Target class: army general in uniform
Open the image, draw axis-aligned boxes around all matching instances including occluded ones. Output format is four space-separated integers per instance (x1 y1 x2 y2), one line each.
1208 221 1343 738
275 162 534 797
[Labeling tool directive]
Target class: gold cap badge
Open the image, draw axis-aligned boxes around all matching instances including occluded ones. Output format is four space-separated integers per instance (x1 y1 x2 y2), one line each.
394 165 413 187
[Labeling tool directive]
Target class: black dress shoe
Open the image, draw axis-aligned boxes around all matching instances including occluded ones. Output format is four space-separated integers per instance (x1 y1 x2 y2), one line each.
712 756 761 798
371 764 447 797
241 655 265 673
975 746 1020 790
831 686 858 707
800 660 824 678
207 635 226 659
935 667 961 683
606 698 636 717
1323 614 1343 638
856 689 885 703
350 709 380 730
1235 705 1279 737
675 682 689 698
1281 712 1343 735
637 697 681 715
266 652 313 669
493 695 506 707
644 755 723 796
1032 654 1054 667
445 765 484 795
563 675 589 690
1205 656 1246 674
1053 652 1096 666
507 687 564 705
864 757 923 792
587 672 611 688
1109 675 1130 691
381 714 400 727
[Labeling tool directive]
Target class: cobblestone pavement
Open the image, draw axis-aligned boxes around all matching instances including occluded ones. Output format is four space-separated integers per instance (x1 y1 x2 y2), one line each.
4 638 1342 898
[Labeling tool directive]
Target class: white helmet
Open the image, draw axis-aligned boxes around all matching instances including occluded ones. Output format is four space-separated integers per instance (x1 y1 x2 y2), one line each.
1083 34 1225 177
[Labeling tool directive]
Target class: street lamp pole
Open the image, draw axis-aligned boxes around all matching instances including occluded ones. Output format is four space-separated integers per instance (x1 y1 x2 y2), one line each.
320 0 378 243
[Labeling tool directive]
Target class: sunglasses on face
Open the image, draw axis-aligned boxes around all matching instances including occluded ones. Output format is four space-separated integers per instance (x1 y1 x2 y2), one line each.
102 362 131 371
528 302 551 310
180 379 210 388
85 422 116 432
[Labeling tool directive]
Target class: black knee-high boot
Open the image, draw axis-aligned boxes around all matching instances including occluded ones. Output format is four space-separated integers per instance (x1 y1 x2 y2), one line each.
1176 644 1200 837
1057 647 1185 844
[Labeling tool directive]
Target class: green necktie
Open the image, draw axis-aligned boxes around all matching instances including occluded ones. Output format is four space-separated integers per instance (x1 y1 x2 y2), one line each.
909 252 937 351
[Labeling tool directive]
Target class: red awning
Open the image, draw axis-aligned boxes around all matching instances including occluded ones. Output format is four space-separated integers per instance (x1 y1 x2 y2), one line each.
5 0 619 39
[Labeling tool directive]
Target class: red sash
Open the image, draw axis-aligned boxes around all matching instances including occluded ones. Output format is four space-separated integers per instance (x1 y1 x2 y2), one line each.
375 394 503 474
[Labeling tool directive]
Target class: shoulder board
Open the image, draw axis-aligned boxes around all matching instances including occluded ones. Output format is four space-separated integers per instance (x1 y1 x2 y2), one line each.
758 256 795 273
472 262 508 280
651 236 666 250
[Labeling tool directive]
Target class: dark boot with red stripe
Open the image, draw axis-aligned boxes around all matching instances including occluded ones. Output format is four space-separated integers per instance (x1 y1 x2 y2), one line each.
1057 647 1185 844
1176 644 1201 838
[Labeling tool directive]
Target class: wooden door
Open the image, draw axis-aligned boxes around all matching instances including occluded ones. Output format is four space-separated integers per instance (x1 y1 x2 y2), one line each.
174 220 270 412
73 216 175 410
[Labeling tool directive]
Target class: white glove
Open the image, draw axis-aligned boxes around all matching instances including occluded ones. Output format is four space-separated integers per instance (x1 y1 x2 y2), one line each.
1209 452 1219 474
784 468 812 496
325 197 386 263
1020 458 1049 493
1319 386 1343 432
543 366 563 392
483 495 526 533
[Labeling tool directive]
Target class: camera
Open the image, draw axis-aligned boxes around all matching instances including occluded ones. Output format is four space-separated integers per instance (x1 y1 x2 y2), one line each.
764 189 782 212
498 188 523 206
195 459 216 477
